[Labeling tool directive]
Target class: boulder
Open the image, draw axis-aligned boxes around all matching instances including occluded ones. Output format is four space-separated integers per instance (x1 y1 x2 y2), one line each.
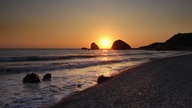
23 73 40 83
90 42 99 50
111 39 131 50
42 73 52 81
97 75 111 84
77 84 82 88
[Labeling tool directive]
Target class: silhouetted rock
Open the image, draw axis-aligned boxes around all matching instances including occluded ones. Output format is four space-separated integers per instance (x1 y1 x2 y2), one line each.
81 47 89 50
165 33 192 49
139 42 178 51
139 33 192 51
111 39 131 50
97 75 112 84
91 42 99 50
42 73 52 81
23 73 40 83
77 84 82 88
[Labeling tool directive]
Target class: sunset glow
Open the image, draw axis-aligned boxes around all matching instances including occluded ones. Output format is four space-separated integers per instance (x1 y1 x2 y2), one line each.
99 38 112 49
0 0 192 48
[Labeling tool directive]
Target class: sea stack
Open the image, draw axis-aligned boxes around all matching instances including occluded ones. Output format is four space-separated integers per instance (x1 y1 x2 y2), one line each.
111 39 131 50
91 42 99 50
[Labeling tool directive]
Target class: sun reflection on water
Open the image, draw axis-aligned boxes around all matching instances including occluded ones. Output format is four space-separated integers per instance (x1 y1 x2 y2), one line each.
103 57 108 61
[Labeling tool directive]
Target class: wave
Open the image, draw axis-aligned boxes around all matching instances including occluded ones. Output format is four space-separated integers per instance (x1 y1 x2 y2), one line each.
0 57 148 74
0 52 154 62
0 55 98 62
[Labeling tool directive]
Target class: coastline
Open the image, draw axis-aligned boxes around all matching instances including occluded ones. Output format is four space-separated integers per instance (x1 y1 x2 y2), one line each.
48 53 192 108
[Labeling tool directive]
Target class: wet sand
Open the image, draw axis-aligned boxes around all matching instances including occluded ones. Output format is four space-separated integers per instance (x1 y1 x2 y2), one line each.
49 54 192 108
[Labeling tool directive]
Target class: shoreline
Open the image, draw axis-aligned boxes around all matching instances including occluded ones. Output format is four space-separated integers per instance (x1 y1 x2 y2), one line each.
48 53 192 108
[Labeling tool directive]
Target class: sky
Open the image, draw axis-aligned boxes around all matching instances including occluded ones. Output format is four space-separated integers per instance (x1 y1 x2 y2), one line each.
0 0 192 48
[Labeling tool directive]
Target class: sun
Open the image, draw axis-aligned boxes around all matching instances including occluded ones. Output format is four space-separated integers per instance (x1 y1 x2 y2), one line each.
99 38 112 49
102 39 109 46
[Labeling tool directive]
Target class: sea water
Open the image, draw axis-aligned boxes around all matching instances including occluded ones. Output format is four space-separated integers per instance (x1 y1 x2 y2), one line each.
0 49 190 108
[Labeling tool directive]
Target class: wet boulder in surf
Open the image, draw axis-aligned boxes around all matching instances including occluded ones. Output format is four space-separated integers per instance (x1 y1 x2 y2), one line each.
23 73 40 83
111 39 131 50
42 73 52 81
90 42 99 50
97 75 112 84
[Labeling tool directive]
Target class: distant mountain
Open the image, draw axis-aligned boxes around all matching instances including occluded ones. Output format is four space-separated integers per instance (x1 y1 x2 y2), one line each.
139 33 192 51
111 39 131 50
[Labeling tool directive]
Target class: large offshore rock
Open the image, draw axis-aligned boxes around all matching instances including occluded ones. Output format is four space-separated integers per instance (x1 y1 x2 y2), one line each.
111 39 131 50
90 42 99 50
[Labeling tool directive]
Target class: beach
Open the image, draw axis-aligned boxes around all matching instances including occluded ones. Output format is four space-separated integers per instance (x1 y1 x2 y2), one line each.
0 49 190 107
49 54 192 108
1 0 192 107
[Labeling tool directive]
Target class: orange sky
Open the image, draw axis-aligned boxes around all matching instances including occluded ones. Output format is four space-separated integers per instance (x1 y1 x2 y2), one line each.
0 0 192 48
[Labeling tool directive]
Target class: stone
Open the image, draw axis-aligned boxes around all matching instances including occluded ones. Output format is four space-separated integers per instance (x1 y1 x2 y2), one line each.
111 39 131 50
77 84 82 88
23 73 40 83
90 42 99 50
97 75 111 84
42 73 52 81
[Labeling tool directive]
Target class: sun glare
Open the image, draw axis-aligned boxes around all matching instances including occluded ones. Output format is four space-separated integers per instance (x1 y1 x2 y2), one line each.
99 38 112 49
102 39 109 46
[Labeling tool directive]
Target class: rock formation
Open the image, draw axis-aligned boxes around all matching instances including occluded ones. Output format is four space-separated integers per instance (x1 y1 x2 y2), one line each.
111 39 131 50
165 33 192 49
81 47 89 50
139 33 192 51
97 75 112 84
90 42 99 50
139 42 178 51
23 73 40 83
42 73 52 81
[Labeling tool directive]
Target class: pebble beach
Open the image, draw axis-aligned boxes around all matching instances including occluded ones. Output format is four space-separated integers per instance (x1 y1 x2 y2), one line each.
49 54 192 108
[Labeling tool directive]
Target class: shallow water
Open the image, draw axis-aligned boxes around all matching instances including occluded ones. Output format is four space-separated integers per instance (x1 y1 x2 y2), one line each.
0 49 190 108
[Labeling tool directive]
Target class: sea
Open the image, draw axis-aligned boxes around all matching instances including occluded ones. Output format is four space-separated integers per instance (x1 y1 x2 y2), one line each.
0 49 191 108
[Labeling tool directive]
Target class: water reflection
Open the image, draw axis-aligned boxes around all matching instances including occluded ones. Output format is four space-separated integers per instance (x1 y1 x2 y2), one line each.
103 57 108 61
23 83 41 92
